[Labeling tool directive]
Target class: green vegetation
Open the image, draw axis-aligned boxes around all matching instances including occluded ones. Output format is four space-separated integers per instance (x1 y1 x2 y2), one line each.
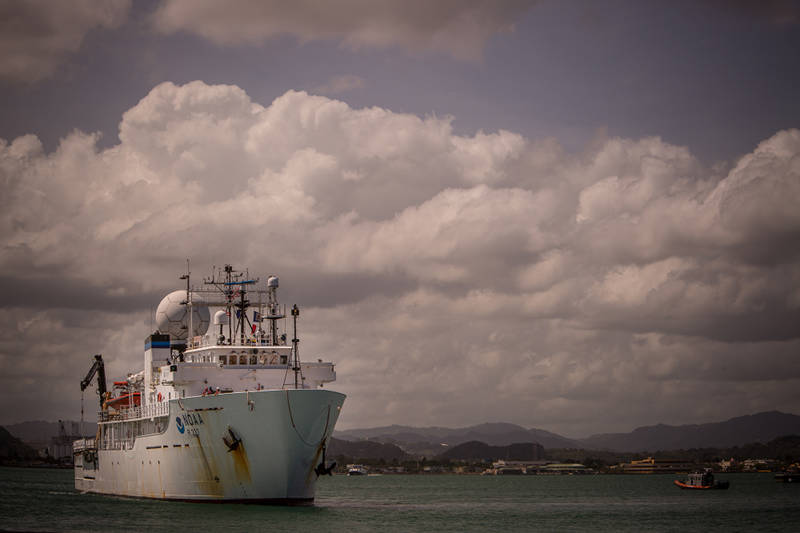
329 435 800 474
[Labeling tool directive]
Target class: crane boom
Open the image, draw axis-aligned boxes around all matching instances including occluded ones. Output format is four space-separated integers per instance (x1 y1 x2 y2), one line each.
80 354 107 409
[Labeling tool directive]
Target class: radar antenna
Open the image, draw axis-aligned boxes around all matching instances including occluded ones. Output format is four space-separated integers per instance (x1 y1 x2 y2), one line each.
203 264 258 345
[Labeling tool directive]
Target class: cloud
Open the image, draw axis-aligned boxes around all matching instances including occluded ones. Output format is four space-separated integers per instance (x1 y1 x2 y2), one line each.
152 0 538 61
0 0 131 83
1 81 799 434
312 74 366 95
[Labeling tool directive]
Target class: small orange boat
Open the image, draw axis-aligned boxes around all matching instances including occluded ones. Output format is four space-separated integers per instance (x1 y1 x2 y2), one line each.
674 469 729 490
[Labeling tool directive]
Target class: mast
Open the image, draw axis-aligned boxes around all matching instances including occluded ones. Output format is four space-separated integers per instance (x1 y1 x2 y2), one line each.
180 259 191 346
201 264 258 346
291 304 300 388
238 281 247 345
225 265 233 342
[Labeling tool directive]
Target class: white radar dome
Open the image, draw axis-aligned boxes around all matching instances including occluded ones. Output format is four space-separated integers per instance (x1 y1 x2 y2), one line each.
155 290 210 340
213 309 229 325
267 276 279 288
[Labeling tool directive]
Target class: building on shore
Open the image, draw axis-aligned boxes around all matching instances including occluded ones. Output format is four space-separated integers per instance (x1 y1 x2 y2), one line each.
612 457 696 474
482 460 593 475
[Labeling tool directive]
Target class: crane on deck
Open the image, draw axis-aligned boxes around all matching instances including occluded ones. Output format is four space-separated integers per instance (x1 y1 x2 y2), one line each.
80 354 107 409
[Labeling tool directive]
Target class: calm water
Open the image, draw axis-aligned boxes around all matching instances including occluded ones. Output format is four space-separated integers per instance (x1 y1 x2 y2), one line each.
1 468 799 532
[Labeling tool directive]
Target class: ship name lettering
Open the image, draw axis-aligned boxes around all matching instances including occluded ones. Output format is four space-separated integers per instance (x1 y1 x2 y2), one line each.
182 413 204 426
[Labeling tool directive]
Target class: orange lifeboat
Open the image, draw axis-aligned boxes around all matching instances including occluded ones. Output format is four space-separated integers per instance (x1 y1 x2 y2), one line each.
105 392 141 409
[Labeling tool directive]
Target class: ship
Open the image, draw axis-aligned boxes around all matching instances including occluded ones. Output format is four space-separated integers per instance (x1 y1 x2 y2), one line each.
73 264 345 504
674 468 729 490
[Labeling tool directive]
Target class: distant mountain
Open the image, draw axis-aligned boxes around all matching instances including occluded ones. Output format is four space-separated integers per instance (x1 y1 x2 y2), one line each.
335 422 580 451
440 441 544 462
327 437 407 461
335 411 800 454
579 411 800 452
0 426 38 462
4 420 96 447
335 424 453 442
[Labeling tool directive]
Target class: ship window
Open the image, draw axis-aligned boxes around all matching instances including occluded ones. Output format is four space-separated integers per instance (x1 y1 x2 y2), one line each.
219 355 227 365
259 355 267 365
229 356 236 365
250 355 257 365
280 355 288 365
239 355 247 365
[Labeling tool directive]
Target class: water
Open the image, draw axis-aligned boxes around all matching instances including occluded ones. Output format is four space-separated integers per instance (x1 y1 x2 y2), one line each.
2 468 799 532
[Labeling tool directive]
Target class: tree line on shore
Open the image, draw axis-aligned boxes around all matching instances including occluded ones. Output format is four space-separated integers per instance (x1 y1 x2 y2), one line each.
328 434 800 473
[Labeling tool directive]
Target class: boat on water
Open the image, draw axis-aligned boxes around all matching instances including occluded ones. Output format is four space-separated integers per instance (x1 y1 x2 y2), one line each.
774 471 799 483
73 265 345 504
347 464 368 476
674 469 729 490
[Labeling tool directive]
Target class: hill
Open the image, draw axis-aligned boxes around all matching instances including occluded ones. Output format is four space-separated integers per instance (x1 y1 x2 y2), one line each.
0 426 39 463
439 441 544 461
579 411 800 452
335 422 579 452
335 411 800 454
4 420 96 446
327 437 407 461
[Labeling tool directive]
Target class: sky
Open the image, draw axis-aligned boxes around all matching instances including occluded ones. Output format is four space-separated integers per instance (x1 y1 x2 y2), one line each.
1 0 799 438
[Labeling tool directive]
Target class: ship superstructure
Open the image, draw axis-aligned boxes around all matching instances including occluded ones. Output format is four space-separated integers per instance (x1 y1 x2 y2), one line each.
74 265 344 504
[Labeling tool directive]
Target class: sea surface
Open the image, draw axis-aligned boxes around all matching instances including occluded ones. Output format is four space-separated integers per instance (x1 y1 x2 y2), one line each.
1 467 799 532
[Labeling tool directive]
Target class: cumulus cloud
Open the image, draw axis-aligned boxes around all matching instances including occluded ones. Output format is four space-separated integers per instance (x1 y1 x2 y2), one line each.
0 0 131 83
152 0 537 61
1 81 799 434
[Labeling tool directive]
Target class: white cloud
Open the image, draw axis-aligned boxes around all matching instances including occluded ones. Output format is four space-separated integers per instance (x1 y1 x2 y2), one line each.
152 0 538 61
1 81 799 434
0 0 131 82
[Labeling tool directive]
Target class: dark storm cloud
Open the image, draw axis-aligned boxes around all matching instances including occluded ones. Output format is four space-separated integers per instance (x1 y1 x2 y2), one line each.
0 275 158 312
280 271 416 309
152 0 538 61
0 0 130 82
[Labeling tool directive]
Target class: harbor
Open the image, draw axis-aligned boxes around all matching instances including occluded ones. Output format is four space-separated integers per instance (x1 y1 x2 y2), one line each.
3 467 799 533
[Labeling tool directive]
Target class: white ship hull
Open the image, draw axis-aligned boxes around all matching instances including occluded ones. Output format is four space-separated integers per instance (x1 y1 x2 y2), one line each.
75 389 344 503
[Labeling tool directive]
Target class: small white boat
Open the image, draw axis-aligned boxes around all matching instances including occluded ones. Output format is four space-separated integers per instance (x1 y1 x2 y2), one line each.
347 464 368 476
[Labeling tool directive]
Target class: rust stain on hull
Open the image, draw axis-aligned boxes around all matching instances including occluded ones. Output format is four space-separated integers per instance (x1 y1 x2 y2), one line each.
193 436 224 498
305 442 324 484
230 444 251 483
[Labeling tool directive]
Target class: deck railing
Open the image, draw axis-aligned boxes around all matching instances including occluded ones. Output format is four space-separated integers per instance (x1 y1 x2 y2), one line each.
73 437 96 452
98 400 170 422
188 335 291 349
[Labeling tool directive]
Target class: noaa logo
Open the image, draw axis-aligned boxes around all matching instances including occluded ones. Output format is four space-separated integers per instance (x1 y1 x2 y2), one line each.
176 416 185 434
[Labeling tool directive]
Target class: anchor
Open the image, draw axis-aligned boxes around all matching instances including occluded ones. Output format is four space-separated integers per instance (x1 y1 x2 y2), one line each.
222 426 241 452
314 443 336 477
